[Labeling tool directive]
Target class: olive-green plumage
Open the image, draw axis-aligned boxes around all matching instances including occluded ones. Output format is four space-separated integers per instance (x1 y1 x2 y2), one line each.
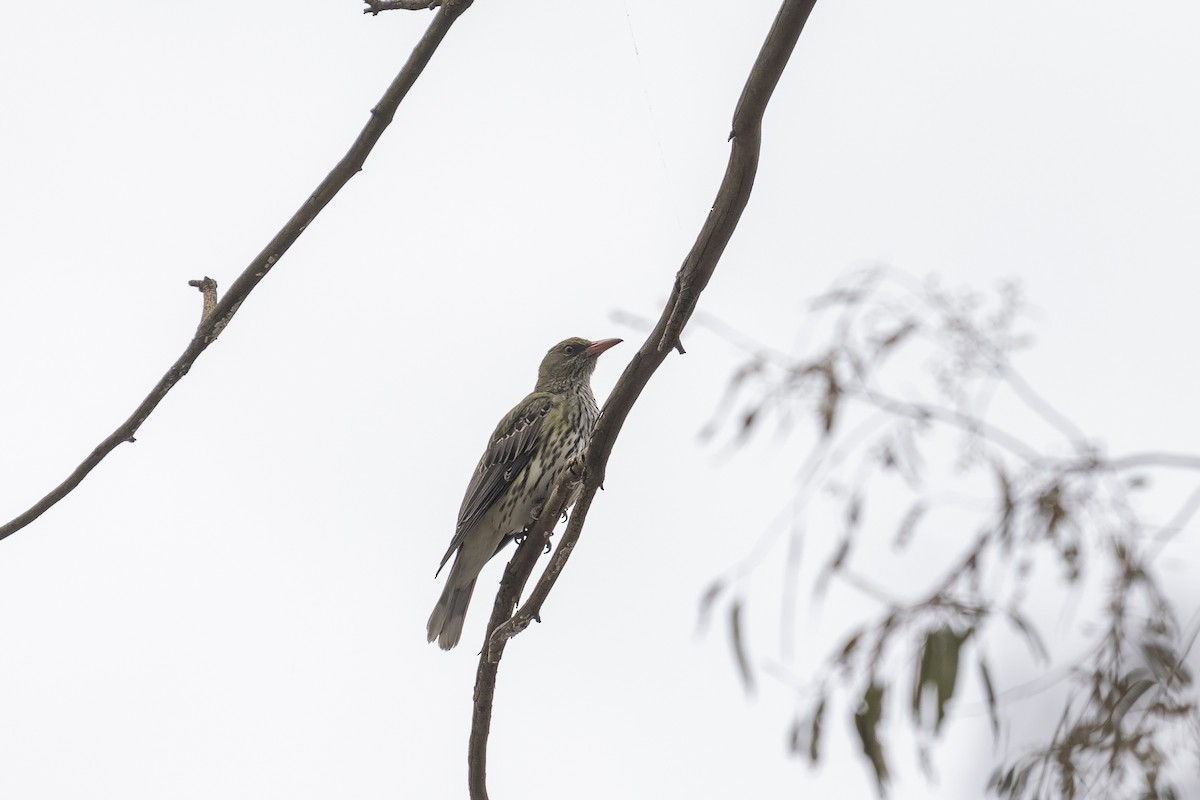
427 336 622 650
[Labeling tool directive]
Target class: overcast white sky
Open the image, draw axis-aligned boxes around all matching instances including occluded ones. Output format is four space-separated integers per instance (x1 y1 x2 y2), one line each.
3 1 1199 798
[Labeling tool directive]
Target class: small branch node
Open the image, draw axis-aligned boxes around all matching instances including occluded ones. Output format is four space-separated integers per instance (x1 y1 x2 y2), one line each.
188 277 219 331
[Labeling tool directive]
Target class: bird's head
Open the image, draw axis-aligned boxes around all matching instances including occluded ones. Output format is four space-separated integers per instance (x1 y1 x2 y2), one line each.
535 337 622 391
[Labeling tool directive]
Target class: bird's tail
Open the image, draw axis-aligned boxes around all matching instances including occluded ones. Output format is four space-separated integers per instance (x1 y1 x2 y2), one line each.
426 573 478 651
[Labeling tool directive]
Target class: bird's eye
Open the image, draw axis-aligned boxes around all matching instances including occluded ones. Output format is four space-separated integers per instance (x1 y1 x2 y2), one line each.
563 345 577 355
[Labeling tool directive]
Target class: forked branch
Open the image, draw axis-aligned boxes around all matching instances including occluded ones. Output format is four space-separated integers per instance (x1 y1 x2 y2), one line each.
466 2 821 798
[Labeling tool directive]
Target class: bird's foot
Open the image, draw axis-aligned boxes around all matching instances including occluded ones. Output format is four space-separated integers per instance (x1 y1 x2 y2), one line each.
512 530 552 553
566 451 586 479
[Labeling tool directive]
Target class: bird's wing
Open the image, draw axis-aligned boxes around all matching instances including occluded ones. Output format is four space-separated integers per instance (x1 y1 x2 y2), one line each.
436 392 554 575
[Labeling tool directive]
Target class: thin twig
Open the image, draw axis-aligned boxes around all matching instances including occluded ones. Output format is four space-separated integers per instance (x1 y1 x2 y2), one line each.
466 1 820 797
363 0 442 15
1104 451 1200 472
848 387 1042 463
0 1 474 543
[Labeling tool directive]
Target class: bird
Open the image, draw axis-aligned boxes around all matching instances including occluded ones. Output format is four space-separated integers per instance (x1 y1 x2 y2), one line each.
427 336 622 650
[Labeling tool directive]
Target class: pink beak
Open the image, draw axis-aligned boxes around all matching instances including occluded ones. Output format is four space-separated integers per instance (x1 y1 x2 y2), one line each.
584 338 623 357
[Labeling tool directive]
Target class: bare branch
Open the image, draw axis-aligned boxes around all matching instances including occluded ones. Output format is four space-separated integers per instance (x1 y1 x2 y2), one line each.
502 0 818 642
0 1 475 543
466 0 820 797
363 0 442 14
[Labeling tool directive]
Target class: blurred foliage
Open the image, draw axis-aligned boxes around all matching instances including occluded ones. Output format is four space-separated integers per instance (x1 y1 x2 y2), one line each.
698 266 1200 798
